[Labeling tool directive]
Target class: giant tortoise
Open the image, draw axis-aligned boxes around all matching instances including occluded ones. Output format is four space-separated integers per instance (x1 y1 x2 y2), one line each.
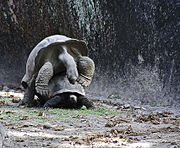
18 35 95 106
37 72 94 109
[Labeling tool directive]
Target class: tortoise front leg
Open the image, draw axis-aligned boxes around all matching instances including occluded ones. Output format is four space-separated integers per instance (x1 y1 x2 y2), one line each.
77 96 95 109
35 62 53 97
17 86 35 106
58 45 78 84
43 95 64 108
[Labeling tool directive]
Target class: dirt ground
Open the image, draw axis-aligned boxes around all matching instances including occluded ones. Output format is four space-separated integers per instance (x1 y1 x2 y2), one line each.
0 92 180 148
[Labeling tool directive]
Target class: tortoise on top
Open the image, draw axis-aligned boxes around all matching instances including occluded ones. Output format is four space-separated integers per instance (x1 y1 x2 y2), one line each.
18 35 95 106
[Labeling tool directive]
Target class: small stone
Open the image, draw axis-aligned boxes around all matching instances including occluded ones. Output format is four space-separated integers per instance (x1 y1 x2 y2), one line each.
105 122 115 127
0 101 5 106
119 135 124 138
12 98 21 103
53 126 64 131
123 104 131 109
64 138 70 141
16 139 24 142
3 86 9 92
43 123 52 129
20 116 29 120
38 111 45 116
16 90 23 93
9 89 16 92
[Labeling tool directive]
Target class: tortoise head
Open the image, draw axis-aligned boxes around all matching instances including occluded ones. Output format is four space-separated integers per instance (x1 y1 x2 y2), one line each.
69 94 77 104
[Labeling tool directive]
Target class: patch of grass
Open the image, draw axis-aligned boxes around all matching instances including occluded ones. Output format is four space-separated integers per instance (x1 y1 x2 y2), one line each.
0 109 21 121
93 107 118 116
46 108 75 122
0 101 118 123
0 97 12 102
39 106 118 122
0 106 47 122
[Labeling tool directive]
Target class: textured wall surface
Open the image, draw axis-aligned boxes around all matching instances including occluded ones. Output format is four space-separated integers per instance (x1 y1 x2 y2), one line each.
0 0 179 104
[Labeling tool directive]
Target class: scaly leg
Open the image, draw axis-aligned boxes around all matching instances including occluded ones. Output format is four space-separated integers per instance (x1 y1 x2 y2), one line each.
43 95 64 108
35 62 53 97
17 86 35 106
77 56 95 87
77 96 95 109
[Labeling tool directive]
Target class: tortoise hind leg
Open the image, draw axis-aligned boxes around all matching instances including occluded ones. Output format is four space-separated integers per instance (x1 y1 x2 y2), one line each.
77 56 95 87
35 62 53 96
17 87 35 106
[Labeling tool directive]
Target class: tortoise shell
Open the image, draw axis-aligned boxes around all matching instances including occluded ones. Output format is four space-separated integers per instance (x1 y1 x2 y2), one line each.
21 35 88 88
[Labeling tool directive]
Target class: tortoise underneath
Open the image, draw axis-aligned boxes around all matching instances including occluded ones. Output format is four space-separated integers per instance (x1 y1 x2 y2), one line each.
36 72 94 109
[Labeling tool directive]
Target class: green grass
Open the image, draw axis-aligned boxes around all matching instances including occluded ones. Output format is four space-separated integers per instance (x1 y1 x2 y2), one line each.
0 106 118 123
44 106 118 122
0 97 118 123
0 97 12 102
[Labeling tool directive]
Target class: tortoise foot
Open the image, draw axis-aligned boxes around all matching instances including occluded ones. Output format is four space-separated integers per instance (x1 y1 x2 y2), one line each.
17 87 35 107
35 61 53 96
35 84 49 97
77 75 90 87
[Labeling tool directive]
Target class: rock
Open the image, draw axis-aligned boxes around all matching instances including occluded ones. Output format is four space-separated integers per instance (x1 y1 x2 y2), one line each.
53 126 64 131
9 89 16 93
123 104 131 109
43 123 52 129
12 98 21 103
3 86 9 92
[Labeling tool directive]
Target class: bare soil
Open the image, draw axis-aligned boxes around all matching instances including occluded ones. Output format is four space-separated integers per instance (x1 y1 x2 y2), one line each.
0 94 180 148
